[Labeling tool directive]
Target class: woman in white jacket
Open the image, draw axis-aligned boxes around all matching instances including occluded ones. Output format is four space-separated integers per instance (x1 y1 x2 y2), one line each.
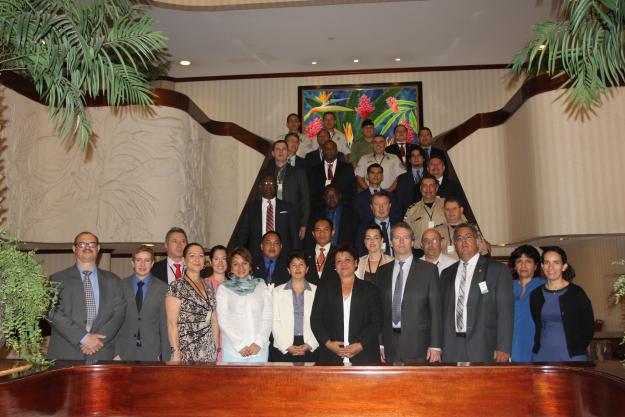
271 251 319 362
217 247 272 363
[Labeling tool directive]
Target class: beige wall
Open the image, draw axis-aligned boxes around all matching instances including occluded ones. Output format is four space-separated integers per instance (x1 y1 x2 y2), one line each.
450 87 625 245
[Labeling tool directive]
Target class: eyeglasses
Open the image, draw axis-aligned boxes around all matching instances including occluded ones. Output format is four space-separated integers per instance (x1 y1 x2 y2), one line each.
454 234 476 243
75 241 98 248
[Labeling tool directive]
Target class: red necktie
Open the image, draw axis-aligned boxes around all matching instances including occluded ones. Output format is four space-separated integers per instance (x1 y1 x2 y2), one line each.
316 248 326 272
266 200 275 232
174 263 182 280
400 143 406 158
327 162 334 181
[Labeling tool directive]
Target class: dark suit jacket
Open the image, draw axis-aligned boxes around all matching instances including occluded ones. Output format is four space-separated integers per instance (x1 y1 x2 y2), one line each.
385 143 416 166
309 160 357 210
252 255 290 287
310 277 382 364
115 275 170 361
264 161 310 229
304 149 345 170
306 205 357 249
151 259 209 284
47 266 126 361
352 189 402 226
304 246 338 286
422 146 447 166
376 259 442 363
234 198 301 261
440 256 514 363
395 171 423 216
437 177 467 208
356 219 398 256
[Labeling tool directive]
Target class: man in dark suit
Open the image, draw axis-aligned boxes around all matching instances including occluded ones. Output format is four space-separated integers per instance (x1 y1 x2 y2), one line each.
304 218 338 286
304 129 345 170
115 246 170 361
48 231 125 361
385 124 416 167
285 132 308 168
356 193 398 256
427 155 467 207
307 185 357 249
309 139 357 210
377 222 442 363
151 227 188 285
418 127 447 166
234 172 300 261
395 146 428 216
252 231 290 286
265 140 310 240
353 163 402 225
441 223 513 363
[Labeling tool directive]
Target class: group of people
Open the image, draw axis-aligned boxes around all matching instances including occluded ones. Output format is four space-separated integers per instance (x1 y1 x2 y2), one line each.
45 112 595 364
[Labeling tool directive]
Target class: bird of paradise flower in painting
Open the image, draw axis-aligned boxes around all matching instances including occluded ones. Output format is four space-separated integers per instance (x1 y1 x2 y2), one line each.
302 84 422 147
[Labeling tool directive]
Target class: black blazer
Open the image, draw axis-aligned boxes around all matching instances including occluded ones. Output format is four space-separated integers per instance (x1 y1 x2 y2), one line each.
310 277 383 364
422 146 447 166
234 199 301 261
263 161 310 229
252 254 290 287
304 149 345 170
309 160 357 210
352 189 402 226
304 246 338 286
437 177 467 208
530 283 595 358
306 205 357 249
385 143 416 166
395 171 423 216
151 259 209 284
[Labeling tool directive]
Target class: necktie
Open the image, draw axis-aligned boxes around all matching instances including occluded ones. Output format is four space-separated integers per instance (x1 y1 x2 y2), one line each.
136 281 144 312
82 270 96 332
267 260 274 284
380 221 391 255
456 262 468 332
399 143 406 158
327 162 334 181
424 147 430 158
316 248 326 272
266 200 275 232
174 263 182 280
392 261 405 326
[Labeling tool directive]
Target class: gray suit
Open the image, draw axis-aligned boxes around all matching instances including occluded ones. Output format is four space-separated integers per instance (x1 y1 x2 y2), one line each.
440 255 513 363
115 275 170 361
377 258 442 363
47 266 126 361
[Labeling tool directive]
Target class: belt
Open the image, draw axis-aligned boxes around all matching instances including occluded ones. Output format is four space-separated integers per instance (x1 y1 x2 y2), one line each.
392 328 401 334
456 332 466 338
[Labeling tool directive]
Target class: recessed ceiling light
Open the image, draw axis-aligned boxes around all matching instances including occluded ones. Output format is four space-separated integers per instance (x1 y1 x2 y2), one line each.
538 44 546 50
311 61 318 65
179 60 191 66
395 58 401 62
353 59 359 63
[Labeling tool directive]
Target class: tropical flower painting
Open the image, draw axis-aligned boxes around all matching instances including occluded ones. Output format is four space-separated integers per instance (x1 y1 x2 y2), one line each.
298 82 423 147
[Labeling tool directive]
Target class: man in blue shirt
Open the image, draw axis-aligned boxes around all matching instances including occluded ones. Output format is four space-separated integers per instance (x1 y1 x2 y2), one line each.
252 231 290 286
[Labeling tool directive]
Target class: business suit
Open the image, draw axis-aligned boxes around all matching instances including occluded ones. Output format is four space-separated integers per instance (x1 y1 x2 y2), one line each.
304 246 338 286
385 142 416 166
310 277 382 364
395 171 423 216
422 146 447 166
440 255 514 363
376 258 442 363
304 149 345 170
234 198 301 261
115 275 170 361
356 219 398 256
306 205 358 249
309 160 357 210
263 160 311 229
252 254 290 286
151 259 209 284
352 189 402 226
47 266 126 361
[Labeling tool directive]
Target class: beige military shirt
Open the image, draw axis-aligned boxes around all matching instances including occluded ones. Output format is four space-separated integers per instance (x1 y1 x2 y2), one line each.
404 197 446 249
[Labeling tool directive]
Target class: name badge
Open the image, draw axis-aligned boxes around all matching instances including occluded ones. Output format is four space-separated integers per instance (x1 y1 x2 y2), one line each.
428 221 435 228
447 245 455 253
479 281 489 294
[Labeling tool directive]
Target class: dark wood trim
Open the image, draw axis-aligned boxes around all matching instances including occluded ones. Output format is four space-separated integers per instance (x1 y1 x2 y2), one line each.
160 64 509 83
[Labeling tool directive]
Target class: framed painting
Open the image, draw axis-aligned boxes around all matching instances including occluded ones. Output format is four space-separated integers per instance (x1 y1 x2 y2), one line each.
298 81 423 147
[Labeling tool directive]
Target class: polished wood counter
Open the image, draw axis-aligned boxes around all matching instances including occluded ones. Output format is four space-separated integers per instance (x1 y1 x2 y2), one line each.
1 361 624 417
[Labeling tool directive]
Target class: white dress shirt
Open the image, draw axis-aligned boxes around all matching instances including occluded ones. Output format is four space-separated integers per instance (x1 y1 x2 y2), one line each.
420 253 456 275
390 255 413 328
342 292 352 364
324 160 337 185
166 257 185 284
454 253 480 332
314 243 332 276
261 197 277 235
329 129 351 155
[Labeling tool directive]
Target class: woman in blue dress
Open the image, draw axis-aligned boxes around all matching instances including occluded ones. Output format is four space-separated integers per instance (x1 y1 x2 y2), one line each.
509 245 545 362
530 246 594 362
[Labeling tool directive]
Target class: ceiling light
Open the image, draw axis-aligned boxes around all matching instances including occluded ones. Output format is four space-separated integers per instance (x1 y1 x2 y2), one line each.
142 243 155 247
179 60 191 66
395 58 401 62
538 44 546 50
311 61 318 65
353 59 359 63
